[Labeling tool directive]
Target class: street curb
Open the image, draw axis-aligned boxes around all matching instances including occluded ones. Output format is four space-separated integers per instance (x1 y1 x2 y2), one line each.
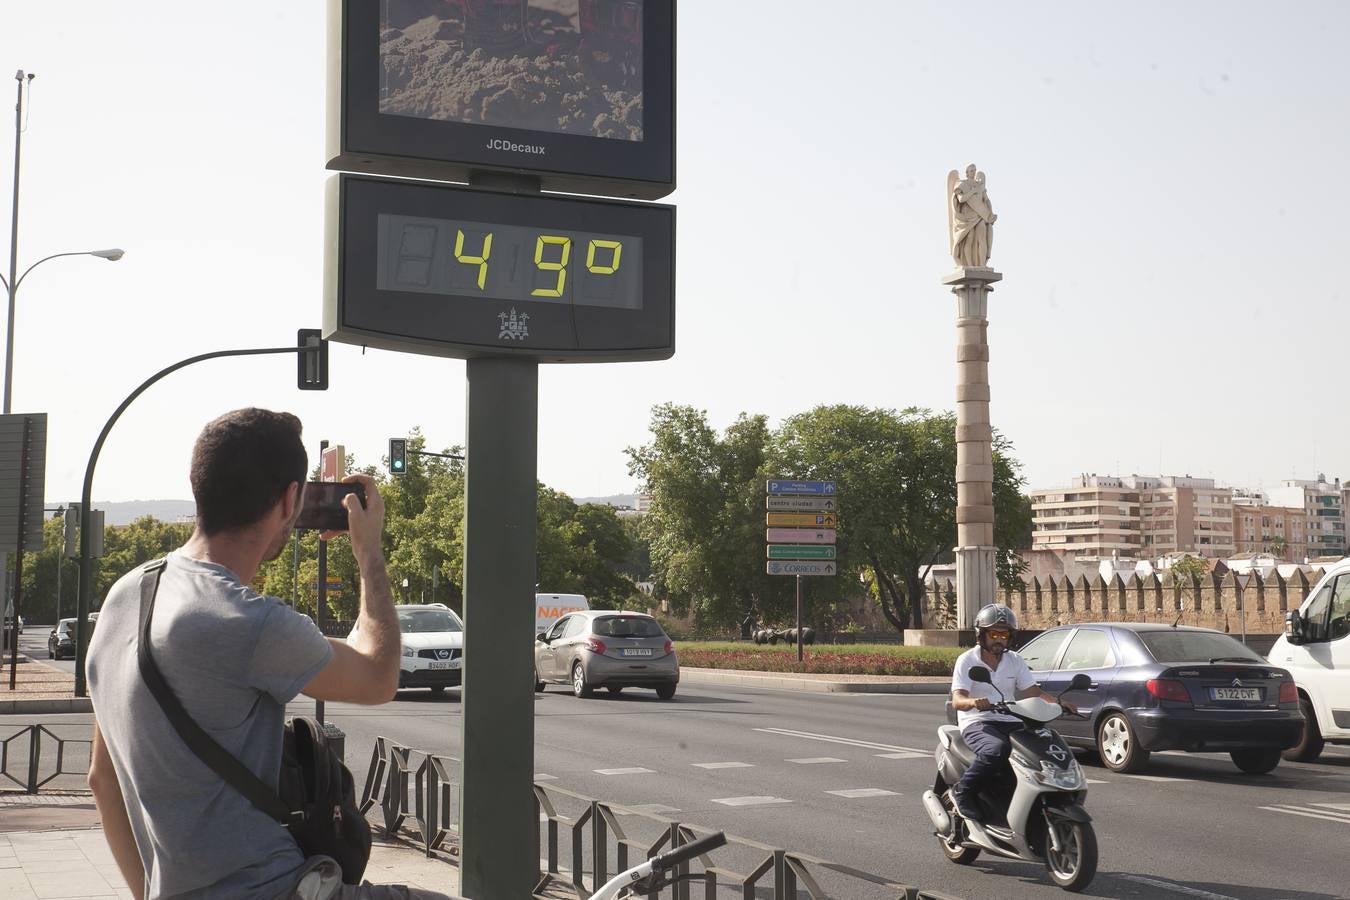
680 669 951 695
0 698 93 715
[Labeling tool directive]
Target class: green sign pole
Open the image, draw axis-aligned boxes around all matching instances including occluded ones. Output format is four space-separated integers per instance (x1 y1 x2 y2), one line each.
459 357 538 900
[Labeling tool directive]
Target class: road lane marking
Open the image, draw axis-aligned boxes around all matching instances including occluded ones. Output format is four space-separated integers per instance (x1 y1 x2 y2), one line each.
874 751 928 760
1117 875 1241 899
754 726 925 754
594 767 655 776
711 796 792 807
534 773 557 781
1313 802 1350 811
617 803 681 816
1086 779 1109 784
826 788 900 798
692 761 754 769
1259 804 1350 824
1122 774 1188 782
787 757 847 764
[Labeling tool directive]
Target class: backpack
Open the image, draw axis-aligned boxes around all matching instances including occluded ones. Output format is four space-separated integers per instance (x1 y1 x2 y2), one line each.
137 560 372 884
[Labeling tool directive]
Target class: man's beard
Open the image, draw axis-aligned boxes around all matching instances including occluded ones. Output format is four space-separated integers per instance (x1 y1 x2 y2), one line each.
986 641 1007 655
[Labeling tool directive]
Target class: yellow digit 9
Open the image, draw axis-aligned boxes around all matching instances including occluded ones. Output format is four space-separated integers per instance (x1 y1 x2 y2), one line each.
531 235 571 298
454 229 492 290
586 239 622 275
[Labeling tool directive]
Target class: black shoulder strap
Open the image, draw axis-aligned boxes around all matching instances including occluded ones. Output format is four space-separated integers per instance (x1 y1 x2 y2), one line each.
136 559 293 824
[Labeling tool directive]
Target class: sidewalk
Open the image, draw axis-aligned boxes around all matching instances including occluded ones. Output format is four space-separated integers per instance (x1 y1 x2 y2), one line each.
0 791 462 899
1 652 91 715
680 667 951 694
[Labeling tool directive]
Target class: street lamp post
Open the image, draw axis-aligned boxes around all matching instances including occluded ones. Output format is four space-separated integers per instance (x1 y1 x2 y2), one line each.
2 70 124 617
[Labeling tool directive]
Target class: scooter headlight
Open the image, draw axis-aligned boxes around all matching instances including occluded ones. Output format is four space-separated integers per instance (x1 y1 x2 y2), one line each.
1010 753 1085 790
1039 759 1085 790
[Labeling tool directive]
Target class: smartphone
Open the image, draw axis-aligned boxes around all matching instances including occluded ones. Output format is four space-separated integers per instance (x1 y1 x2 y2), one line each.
294 481 365 532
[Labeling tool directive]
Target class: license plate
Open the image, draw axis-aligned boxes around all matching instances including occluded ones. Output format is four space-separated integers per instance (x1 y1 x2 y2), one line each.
1211 687 1260 701
622 648 654 657
428 661 451 670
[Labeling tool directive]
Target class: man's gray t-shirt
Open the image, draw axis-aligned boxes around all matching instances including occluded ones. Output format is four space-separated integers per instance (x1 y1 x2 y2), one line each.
87 550 333 899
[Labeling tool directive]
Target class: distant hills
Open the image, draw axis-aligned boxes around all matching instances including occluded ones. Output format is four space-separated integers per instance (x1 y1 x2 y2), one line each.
575 494 638 509
57 500 197 527
64 494 635 527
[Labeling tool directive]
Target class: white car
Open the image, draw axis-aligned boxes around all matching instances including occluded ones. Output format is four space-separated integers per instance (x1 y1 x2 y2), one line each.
348 603 463 694
1269 559 1350 761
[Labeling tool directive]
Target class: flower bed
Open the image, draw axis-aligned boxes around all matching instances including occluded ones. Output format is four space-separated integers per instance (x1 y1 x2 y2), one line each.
676 642 959 676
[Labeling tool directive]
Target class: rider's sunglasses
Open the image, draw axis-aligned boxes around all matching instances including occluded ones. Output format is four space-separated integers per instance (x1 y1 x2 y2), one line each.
986 628 1011 640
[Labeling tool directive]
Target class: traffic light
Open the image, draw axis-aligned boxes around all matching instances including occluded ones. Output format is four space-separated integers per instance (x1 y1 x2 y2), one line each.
297 328 328 391
388 438 407 476
63 504 80 559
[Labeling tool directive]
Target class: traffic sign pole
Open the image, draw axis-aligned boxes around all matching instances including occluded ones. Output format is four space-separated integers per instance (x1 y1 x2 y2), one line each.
796 575 804 663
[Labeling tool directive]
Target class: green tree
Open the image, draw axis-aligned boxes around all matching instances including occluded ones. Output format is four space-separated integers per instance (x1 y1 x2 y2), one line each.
626 404 791 628
770 405 1027 633
1169 553 1208 615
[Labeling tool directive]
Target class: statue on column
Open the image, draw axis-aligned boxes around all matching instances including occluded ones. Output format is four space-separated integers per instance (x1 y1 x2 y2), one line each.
947 164 998 267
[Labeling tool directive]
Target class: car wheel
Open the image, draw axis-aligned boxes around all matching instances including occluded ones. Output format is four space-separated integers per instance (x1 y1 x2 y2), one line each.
607 685 624 695
1282 696 1324 763
1095 711 1149 773
571 662 593 698
656 683 677 700
48 645 54 659
1230 748 1281 775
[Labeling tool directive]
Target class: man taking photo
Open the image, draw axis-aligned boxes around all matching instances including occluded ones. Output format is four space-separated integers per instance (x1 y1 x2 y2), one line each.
86 408 455 899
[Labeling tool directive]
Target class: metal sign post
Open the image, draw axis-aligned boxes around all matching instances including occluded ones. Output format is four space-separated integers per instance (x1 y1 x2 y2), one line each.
459 356 537 900
765 479 838 663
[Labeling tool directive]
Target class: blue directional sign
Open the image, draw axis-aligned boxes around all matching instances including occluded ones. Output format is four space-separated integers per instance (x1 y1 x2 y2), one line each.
766 479 837 495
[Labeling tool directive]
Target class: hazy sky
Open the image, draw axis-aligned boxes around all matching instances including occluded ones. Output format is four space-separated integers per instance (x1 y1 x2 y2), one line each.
2 1 1347 506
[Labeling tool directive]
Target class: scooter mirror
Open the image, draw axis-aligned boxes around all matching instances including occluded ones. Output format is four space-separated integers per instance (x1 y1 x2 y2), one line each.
1069 673 1091 690
969 666 992 683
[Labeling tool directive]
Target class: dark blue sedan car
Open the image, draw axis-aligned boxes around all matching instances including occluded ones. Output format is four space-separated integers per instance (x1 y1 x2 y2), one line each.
1017 623 1303 775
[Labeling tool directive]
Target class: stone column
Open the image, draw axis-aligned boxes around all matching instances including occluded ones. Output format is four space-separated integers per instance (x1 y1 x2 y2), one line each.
944 266 1002 629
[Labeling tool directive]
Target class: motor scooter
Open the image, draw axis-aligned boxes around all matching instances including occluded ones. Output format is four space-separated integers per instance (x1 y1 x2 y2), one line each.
921 667 1098 892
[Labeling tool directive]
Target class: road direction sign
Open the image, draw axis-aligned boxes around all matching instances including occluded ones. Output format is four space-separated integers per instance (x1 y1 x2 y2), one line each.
767 545 836 560
766 512 836 528
766 479 837 495
766 560 836 576
765 528 836 544
765 496 836 511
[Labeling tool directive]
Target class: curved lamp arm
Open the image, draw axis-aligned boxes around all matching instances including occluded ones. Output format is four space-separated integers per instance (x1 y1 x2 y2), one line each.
2 248 125 292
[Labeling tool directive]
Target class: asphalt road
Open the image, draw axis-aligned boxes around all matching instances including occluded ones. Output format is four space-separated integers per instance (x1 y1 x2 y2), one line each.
14 629 1350 899
308 679 1350 900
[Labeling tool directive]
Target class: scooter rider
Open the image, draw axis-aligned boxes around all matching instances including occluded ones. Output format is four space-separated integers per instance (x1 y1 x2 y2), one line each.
949 604 1076 821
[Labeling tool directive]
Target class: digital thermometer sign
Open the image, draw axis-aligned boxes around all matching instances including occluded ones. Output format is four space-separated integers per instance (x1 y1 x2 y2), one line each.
324 174 674 362
377 214 643 311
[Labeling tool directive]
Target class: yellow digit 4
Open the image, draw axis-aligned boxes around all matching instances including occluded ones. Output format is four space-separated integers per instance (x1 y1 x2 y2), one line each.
586 239 622 275
454 229 493 290
531 235 571 298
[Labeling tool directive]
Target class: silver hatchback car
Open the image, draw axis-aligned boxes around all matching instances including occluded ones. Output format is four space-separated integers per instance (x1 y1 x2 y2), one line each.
534 610 679 699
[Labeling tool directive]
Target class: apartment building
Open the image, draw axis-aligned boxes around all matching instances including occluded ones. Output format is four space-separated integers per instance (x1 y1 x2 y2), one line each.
1030 474 1142 557
1267 477 1346 559
1134 475 1236 558
1231 494 1309 560
1031 474 1234 560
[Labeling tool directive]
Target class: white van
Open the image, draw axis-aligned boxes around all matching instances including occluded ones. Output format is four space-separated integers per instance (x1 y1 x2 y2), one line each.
536 593 589 636
1267 558 1350 761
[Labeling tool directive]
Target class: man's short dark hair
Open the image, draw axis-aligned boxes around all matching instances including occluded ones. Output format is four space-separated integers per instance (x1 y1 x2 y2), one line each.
191 408 307 535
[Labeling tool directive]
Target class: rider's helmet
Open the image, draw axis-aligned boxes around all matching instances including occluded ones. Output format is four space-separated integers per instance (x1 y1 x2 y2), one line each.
974 603 1018 652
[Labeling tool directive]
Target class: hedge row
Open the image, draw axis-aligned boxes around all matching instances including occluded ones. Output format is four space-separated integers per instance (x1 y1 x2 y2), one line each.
676 642 959 676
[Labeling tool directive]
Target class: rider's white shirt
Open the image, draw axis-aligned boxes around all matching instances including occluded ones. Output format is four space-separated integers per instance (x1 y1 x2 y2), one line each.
951 646 1038 731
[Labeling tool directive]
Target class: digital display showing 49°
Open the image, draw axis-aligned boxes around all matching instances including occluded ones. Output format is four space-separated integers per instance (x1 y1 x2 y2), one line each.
325 174 674 362
377 214 642 310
